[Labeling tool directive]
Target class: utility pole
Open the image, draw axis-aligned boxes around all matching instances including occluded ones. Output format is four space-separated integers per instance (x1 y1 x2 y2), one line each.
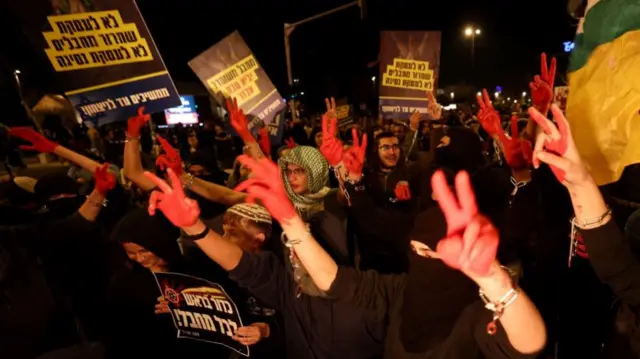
284 0 365 123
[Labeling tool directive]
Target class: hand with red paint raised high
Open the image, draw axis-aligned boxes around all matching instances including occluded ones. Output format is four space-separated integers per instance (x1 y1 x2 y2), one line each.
319 114 344 167
528 105 587 186
127 107 150 137
529 53 556 115
342 128 367 179
155 135 183 176
8 127 58 153
234 155 296 223
257 127 271 157
476 89 502 138
226 97 255 144
94 163 116 196
285 137 297 149
145 168 201 228
500 115 533 170
431 170 498 277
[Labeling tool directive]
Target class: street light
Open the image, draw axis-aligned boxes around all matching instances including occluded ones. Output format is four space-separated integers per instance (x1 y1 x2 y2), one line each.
371 76 376 82
522 91 527 97
450 92 455 100
494 91 500 99
464 26 481 69
14 69 21 75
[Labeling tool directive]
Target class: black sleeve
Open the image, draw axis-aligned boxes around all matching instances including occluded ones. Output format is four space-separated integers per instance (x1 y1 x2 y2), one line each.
470 303 542 359
0 212 96 254
581 220 640 308
344 182 415 239
228 251 290 311
326 265 402 320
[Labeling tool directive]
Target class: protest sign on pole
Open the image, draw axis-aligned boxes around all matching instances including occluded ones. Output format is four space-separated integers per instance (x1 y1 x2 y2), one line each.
378 31 442 120
8 0 181 125
154 272 249 357
189 31 286 140
336 104 354 129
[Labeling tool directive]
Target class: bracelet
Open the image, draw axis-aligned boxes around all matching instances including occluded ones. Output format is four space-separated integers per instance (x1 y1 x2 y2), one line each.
478 267 519 335
86 195 108 207
345 173 363 185
571 207 612 230
183 173 195 190
280 226 312 248
182 226 210 242
125 134 140 142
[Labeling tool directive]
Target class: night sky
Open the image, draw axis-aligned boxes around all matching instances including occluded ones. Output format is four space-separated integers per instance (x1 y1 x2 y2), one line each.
0 0 579 123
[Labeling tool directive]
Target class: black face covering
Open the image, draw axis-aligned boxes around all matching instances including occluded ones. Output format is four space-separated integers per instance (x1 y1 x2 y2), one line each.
399 205 478 353
434 127 485 173
45 196 85 219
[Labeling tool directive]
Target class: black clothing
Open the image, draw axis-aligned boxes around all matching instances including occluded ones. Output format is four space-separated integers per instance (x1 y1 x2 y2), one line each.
229 250 385 359
0 214 104 359
328 266 540 359
581 219 640 357
346 179 415 274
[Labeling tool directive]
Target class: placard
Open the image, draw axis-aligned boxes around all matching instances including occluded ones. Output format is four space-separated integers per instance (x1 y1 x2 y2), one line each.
379 31 442 120
8 0 181 124
189 31 286 138
154 272 249 357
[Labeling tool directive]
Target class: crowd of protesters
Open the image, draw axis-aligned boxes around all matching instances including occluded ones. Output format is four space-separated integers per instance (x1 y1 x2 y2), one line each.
1 52 640 359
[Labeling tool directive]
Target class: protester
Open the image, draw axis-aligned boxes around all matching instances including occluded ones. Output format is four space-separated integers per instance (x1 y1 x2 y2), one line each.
145 168 385 359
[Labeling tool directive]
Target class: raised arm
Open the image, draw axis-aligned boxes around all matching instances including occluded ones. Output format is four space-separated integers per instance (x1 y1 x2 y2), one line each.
143 168 243 270
9 126 101 173
123 107 156 191
530 105 640 308
430 170 546 355
77 163 116 222
143 168 287 309
234 155 338 291
227 97 265 160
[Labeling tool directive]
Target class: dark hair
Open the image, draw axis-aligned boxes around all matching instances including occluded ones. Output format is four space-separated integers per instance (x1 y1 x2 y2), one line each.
367 131 406 172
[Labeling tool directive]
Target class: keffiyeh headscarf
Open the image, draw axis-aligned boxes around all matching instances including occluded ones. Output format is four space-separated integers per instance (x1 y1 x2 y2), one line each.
278 146 331 221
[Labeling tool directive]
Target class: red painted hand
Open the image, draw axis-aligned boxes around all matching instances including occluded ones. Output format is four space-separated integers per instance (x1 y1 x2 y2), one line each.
319 115 344 166
529 53 556 115
432 170 498 277
500 115 533 170
257 128 271 157
127 107 150 137
226 97 255 144
285 137 297 149
394 181 411 201
528 105 572 183
234 155 296 223
144 168 200 228
8 127 58 153
94 163 116 196
476 89 502 137
155 135 183 176
343 128 367 177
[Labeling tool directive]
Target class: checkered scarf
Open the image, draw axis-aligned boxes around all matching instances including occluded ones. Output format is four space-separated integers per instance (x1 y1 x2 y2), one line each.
278 146 331 220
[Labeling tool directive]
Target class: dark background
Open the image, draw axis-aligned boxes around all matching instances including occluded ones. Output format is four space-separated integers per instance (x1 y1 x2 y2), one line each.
0 0 578 125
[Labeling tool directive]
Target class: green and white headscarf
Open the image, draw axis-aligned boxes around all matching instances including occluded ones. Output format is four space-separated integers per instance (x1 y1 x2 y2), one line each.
278 146 331 221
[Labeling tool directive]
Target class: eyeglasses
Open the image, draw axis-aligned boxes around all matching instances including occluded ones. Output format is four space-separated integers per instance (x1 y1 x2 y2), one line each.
378 144 400 152
284 168 306 176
